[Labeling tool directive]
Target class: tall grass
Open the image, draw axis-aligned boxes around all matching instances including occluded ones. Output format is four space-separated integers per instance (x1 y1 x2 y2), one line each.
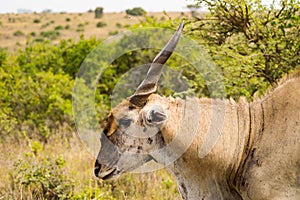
0 131 180 199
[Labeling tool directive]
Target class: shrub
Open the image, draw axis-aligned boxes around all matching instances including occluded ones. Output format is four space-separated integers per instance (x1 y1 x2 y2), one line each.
0 68 73 140
54 25 64 30
13 30 24 36
76 28 84 32
30 32 36 37
33 37 44 42
77 23 84 28
8 17 16 23
123 24 130 28
126 7 146 16
108 30 119 35
116 22 122 28
11 154 75 199
65 17 71 22
41 23 49 29
40 30 60 40
96 21 107 28
33 18 41 23
65 24 70 29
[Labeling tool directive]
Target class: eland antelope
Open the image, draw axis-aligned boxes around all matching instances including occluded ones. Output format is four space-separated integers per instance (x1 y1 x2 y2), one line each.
94 21 300 200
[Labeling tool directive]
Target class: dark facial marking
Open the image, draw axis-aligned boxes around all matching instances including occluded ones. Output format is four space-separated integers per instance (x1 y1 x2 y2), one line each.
128 105 136 110
118 117 132 129
147 137 153 144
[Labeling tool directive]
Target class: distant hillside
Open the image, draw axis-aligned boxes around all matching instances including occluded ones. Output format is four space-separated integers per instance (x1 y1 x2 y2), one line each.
0 12 190 51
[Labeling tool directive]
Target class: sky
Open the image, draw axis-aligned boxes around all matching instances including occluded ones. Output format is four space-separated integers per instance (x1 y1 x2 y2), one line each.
0 0 197 13
0 0 275 14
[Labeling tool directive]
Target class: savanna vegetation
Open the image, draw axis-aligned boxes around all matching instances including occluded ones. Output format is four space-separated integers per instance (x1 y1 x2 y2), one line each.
0 0 299 199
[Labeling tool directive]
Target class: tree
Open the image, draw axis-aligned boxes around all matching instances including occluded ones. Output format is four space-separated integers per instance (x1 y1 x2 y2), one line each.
95 7 104 18
187 0 300 98
126 7 146 16
186 3 201 17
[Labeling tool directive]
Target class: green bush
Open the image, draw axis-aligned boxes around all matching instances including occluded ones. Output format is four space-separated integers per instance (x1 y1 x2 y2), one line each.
30 31 36 37
66 17 71 22
40 30 60 40
0 38 103 140
0 68 73 140
33 18 41 23
33 37 44 42
126 7 146 16
76 28 84 32
108 30 119 35
55 25 64 30
11 154 75 199
13 30 24 36
96 21 107 28
115 23 122 28
77 23 84 28
41 22 50 29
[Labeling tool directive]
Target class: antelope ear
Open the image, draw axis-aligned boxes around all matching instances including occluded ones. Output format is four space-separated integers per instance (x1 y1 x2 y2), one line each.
144 105 167 126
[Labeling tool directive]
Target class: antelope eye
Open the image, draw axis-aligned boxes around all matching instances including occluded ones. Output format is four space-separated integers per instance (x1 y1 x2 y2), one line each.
118 118 131 128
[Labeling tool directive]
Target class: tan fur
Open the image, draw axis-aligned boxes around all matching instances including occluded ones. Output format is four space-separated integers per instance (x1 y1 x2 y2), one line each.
96 71 300 199
238 71 300 199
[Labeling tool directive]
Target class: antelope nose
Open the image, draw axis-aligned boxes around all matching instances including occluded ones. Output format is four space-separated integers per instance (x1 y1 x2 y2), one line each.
94 160 101 177
94 160 117 179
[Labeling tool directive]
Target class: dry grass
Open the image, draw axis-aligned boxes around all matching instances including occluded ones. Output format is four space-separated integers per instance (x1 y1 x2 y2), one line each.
0 132 180 199
0 11 187 51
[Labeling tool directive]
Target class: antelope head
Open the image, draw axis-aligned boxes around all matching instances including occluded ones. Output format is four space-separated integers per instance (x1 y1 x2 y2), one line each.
94 21 184 180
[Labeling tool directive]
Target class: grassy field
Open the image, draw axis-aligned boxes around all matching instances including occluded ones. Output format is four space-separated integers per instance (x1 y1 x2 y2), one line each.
0 11 187 51
0 131 180 199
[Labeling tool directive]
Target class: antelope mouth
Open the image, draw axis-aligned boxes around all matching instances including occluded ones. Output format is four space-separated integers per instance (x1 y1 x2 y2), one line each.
98 168 117 180
94 161 118 180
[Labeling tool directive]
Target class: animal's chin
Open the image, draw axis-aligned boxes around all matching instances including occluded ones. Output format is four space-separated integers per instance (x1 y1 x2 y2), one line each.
97 168 121 180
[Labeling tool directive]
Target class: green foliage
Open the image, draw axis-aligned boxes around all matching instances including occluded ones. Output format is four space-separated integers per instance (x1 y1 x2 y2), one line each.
95 7 104 18
116 22 122 28
66 17 71 22
0 67 73 141
65 24 70 29
126 7 146 16
186 3 201 17
96 21 107 28
0 38 101 141
0 48 7 65
41 22 50 29
13 30 24 36
189 0 300 98
11 154 75 199
55 25 64 30
30 31 36 37
40 30 60 40
33 18 41 23
108 30 119 35
77 23 85 28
